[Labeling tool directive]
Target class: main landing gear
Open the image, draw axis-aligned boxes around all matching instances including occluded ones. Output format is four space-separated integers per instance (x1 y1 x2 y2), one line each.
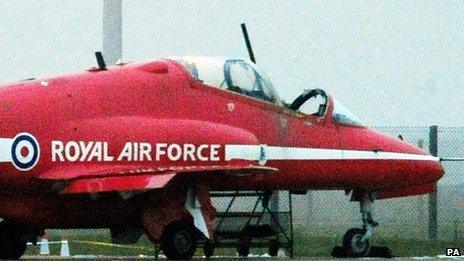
160 220 198 260
333 191 391 258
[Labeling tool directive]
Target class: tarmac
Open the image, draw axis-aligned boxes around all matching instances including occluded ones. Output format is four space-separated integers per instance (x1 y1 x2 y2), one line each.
20 256 464 260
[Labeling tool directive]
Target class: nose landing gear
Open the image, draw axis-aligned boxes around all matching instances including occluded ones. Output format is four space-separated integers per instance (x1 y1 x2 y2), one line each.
343 195 377 257
333 191 391 258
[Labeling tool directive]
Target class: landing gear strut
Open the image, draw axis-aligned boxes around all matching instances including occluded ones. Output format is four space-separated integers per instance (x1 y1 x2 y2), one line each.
342 192 378 257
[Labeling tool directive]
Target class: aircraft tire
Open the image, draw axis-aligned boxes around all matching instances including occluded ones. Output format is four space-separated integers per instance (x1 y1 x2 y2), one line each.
236 236 251 257
161 220 197 260
342 228 370 257
0 225 27 260
268 239 279 256
203 240 215 258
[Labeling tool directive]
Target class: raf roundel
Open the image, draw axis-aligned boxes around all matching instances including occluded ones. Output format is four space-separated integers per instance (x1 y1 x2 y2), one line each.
11 133 40 171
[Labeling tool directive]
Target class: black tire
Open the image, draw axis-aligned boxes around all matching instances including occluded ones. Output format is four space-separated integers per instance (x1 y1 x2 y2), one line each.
237 236 251 257
269 239 279 256
203 240 215 258
342 228 370 257
161 221 197 260
0 225 27 259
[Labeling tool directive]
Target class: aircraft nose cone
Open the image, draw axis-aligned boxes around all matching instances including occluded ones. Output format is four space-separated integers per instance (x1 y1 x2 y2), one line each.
367 130 445 187
395 145 444 187
393 141 444 185
427 158 445 183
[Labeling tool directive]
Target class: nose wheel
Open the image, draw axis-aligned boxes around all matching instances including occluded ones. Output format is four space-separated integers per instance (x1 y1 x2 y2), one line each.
343 228 370 256
341 193 378 257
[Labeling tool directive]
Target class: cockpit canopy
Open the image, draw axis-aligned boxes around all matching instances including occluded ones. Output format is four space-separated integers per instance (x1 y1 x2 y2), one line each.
332 98 364 126
289 89 364 127
170 56 364 127
170 56 281 103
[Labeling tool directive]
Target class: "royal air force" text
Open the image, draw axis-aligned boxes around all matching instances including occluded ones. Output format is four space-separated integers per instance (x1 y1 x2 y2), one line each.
51 141 221 162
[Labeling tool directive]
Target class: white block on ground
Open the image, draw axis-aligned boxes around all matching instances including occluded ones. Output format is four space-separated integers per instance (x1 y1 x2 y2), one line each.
60 240 70 257
278 249 288 257
39 238 49 255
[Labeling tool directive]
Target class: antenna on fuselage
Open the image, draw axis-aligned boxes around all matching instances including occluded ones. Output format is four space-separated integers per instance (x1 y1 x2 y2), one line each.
241 23 256 63
95 51 107 70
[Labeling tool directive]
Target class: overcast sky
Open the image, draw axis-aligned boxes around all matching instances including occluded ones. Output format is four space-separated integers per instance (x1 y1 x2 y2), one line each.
0 1 463 127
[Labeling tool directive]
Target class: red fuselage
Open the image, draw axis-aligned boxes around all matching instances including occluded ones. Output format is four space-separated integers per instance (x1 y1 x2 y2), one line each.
0 59 443 228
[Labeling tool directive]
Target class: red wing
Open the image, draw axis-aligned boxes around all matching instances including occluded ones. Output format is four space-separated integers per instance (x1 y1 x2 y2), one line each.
45 165 277 194
61 173 176 194
39 164 276 180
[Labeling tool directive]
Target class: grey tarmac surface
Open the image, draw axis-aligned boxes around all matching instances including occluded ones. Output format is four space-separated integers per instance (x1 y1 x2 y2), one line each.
20 256 464 260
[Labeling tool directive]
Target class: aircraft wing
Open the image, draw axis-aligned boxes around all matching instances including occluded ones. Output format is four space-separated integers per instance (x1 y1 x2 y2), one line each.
38 164 277 194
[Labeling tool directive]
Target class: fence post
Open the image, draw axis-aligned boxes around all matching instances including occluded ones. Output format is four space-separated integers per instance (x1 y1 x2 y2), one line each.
306 191 314 221
428 125 438 241
417 139 426 222
269 191 280 232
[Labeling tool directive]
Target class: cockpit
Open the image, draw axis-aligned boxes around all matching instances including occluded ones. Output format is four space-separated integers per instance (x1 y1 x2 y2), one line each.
170 56 364 127
170 56 280 103
288 89 364 127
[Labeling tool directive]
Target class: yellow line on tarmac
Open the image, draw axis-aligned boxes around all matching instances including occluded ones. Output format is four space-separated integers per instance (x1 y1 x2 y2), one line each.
70 240 154 251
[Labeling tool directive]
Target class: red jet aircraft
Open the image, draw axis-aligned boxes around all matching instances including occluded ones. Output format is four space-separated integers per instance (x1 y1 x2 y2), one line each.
0 54 443 259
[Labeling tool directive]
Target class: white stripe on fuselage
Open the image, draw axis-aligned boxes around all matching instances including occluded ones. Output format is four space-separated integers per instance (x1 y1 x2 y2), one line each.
0 138 13 162
224 145 439 162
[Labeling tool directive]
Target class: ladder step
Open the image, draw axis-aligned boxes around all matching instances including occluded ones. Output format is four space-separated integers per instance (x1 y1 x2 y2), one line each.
210 192 264 197
216 212 262 218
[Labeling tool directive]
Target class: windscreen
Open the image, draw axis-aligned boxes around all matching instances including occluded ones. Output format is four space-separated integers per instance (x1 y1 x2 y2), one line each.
332 98 365 126
170 56 225 87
